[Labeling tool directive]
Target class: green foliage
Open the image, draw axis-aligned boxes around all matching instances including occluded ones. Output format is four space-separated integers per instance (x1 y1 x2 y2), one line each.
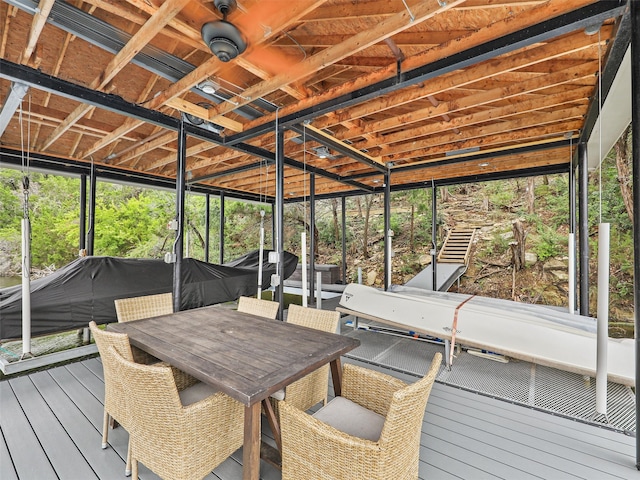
0 170 23 231
535 176 570 229
534 226 563 261
0 150 635 329
317 218 336 245
94 186 173 257
482 231 510 257
588 153 633 232
23 174 81 266
485 181 515 211
389 213 402 234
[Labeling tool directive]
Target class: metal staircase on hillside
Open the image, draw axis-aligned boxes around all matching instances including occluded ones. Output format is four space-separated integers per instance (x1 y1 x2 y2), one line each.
403 227 477 291
437 228 476 265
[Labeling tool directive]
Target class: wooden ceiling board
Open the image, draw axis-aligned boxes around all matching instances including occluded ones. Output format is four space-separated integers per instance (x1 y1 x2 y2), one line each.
0 0 628 202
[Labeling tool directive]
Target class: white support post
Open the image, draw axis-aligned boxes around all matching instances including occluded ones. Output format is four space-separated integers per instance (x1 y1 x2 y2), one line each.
316 271 322 309
301 232 308 307
21 218 31 357
568 233 576 314
387 229 394 290
257 210 265 298
596 223 610 417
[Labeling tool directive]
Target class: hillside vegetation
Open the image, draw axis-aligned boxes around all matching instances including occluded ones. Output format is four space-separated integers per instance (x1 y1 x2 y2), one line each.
0 142 634 332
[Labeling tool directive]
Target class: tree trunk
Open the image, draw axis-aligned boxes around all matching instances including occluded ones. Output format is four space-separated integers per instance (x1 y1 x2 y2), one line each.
615 124 633 223
331 198 340 245
526 177 535 214
510 220 527 271
362 195 373 258
410 204 415 251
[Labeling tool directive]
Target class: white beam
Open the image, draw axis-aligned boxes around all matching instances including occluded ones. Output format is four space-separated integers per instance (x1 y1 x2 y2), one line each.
0 81 29 136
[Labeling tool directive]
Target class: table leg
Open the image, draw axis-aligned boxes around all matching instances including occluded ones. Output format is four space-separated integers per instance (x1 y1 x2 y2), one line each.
330 357 343 397
243 402 261 480
262 398 282 452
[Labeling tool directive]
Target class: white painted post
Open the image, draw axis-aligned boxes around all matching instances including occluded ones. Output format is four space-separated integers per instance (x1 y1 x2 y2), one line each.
596 223 609 415
21 218 31 357
301 232 308 307
387 229 394 290
316 271 322 309
568 233 576 314
257 211 265 298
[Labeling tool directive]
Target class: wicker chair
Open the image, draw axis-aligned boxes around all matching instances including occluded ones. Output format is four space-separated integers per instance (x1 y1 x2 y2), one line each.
114 292 173 322
89 321 137 475
106 345 245 480
271 304 340 413
280 352 442 480
90 321 199 475
114 292 173 365
237 295 279 319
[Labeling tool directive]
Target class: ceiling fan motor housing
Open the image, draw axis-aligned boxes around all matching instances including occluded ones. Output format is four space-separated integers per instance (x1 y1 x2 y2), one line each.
201 20 247 62
202 0 246 62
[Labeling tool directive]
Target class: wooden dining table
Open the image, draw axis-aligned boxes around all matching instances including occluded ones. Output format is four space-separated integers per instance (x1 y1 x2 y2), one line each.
108 305 360 480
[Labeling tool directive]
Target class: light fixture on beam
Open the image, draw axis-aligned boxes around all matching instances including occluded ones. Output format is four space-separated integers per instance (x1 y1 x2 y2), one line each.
584 22 602 35
315 146 330 159
197 80 220 95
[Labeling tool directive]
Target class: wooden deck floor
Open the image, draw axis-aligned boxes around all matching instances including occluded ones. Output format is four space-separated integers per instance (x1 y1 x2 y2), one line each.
1 349 636 480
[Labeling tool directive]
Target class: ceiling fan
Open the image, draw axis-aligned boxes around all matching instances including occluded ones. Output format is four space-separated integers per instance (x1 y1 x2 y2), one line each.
201 0 247 62
182 102 224 133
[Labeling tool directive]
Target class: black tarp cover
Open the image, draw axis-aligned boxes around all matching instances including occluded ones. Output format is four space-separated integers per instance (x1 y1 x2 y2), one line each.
0 250 297 340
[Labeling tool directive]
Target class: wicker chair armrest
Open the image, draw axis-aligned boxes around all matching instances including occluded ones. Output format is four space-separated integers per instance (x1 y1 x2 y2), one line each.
150 361 199 390
342 363 407 416
181 391 242 422
170 366 199 390
280 401 378 478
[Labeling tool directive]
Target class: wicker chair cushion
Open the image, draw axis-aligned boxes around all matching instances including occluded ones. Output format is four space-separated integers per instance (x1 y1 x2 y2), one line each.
178 381 218 406
271 388 285 401
312 396 385 442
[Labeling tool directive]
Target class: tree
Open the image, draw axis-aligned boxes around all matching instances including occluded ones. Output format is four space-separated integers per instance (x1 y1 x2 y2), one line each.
331 198 340 245
614 124 632 223
362 195 374 258
526 177 536 214
407 189 430 252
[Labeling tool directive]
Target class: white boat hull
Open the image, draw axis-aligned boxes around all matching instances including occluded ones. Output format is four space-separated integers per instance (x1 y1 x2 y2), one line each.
338 283 634 386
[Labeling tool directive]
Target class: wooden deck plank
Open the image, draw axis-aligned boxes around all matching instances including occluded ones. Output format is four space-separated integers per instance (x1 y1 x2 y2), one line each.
0 380 58 479
426 390 634 479
419 439 521 480
9 375 99 479
66 358 107 399
345 356 636 479
431 382 633 444
430 385 635 459
423 416 560 478
83 356 105 380
43 365 161 479
28 369 129 479
1 350 637 480
0 416 19 480
417 457 462 480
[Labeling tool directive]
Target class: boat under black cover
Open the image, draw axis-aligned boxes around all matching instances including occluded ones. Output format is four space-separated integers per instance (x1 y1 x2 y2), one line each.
0 250 298 339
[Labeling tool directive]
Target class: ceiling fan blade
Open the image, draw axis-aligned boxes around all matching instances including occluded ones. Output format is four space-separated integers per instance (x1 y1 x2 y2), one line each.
243 43 302 76
231 1 293 39
176 2 218 33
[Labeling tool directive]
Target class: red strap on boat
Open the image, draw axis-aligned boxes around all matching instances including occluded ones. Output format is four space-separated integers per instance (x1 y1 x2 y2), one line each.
449 294 476 368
